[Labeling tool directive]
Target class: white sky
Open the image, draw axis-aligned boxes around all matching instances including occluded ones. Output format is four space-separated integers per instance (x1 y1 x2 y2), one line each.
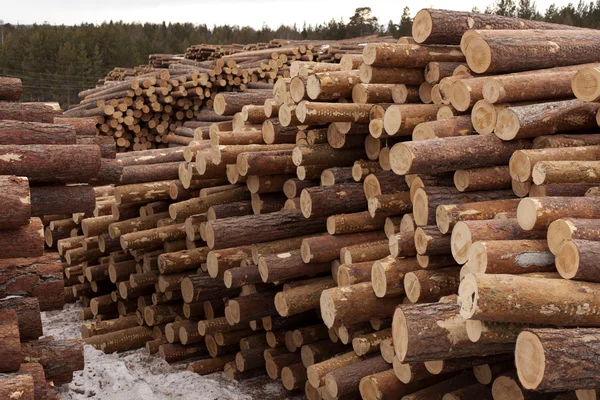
1 0 572 29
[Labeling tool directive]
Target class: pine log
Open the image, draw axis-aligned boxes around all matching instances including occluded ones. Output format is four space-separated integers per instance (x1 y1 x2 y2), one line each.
363 43 464 68
517 196 600 231
188 355 237 375
302 231 386 264
0 375 34 400
0 120 76 145
275 277 335 317
413 116 472 140
383 104 442 136
0 101 60 123
404 267 461 303
393 302 513 363
0 297 42 342
533 161 600 185
54 116 96 135
213 90 272 116
0 176 30 230
20 339 83 384
371 256 421 298
391 135 529 175
306 70 361 101
453 166 512 192
436 198 520 234
181 274 239 304
341 240 390 264
300 183 367 218
360 65 425 86
325 356 390 398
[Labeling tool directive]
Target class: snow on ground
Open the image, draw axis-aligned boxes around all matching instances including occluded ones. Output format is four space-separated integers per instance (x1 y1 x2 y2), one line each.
42 304 302 400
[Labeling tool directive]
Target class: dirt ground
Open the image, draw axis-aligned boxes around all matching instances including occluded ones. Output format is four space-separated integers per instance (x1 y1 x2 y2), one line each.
41 303 303 400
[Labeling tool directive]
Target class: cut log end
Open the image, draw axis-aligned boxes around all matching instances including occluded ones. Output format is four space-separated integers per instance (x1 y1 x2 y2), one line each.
572 67 600 102
465 38 492 74
547 218 575 255
403 272 422 303
471 100 498 135
451 221 473 264
392 307 409 361
450 81 472 112
412 9 433 43
494 109 520 141
274 292 289 317
371 262 387 298
555 239 580 280
516 198 540 231
389 143 414 176
319 290 336 328
457 273 479 320
466 319 483 343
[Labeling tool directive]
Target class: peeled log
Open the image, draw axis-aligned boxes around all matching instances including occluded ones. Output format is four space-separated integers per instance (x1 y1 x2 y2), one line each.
0 144 101 183
0 176 30 230
458 273 600 326
0 218 45 260
516 328 600 392
392 302 513 363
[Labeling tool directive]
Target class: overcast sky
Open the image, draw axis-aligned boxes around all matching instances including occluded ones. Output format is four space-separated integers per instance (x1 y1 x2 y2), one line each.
2 0 570 29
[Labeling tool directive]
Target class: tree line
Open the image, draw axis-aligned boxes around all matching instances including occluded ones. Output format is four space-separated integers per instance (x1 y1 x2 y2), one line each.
0 1 598 107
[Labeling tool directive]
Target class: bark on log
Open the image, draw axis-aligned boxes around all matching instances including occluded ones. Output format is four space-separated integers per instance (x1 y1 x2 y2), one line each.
517 196 600 231
30 184 95 217
0 176 30 230
0 297 42 342
363 43 465 68
0 102 60 123
275 277 335 317
325 356 390 398
300 183 367 218
436 199 520 234
453 166 512 193
413 116 472 140
0 310 22 372
0 77 23 101
371 256 421 298
458 272 600 326
383 104 442 136
0 121 76 145
404 267 461 303
0 144 101 183
0 375 34 400
20 339 84 384
54 117 97 135
301 231 386 263
258 249 330 283
469 239 555 275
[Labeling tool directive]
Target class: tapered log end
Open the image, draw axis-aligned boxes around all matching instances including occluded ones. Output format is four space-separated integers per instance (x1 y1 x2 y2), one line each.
403 272 421 303
411 9 433 44
389 143 413 176
494 109 520 141
517 198 540 231
451 221 473 264
319 288 337 328
555 239 580 280
515 331 545 390
392 306 409 362
465 38 492 75
383 105 402 136
457 273 478 319
572 67 600 102
450 81 471 112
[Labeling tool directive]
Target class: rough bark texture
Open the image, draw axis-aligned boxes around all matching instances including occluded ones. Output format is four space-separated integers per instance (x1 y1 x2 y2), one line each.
363 43 465 68
300 183 367 218
517 196 600 231
0 101 60 123
0 297 42 342
302 231 386 263
0 176 31 230
556 239 600 281
259 249 330 283
54 116 97 135
85 326 154 353
0 310 22 372
30 184 95 217
0 144 101 183
20 339 84 384
393 302 513 363
436 199 520 234
274 277 335 317
404 267 461 303
325 356 390 398
0 375 34 400
0 120 76 145
453 166 512 193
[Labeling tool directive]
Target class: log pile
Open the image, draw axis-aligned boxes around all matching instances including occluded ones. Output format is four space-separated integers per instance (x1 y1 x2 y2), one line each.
11 8 600 400
0 77 85 398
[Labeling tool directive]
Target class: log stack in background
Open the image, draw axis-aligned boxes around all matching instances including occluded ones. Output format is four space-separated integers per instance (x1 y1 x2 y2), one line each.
0 77 86 398
7 7 600 400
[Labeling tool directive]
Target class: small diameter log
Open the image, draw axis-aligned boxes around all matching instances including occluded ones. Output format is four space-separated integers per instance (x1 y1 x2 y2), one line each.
393 302 513 363
517 197 600 231
451 219 545 264
275 277 335 317
159 343 208 363
495 100 600 141
0 252 64 310
371 256 421 298
491 370 557 400
393 360 430 384
301 231 387 264
300 183 367 218
383 104 442 136
144 305 185 326
0 310 22 372
472 361 515 385
516 328 600 392
360 65 425 86
359 369 408 400
188 355 237 375
0 176 30 229
205 210 327 249
85 325 154 353
442 383 492 400
459 273 600 326
0 375 34 400
353 329 392 357
20 339 84 384
327 211 390 235
307 351 363 388
352 84 394 104
227 290 278 325
258 249 329 283
0 217 44 259
320 282 398 328
235 346 269 372
181 274 238 304
0 77 23 101
120 223 186 251
413 116 472 140
0 144 101 183
404 267 461 303
453 166 512 192
414 226 451 255
436 198 521 234
469 240 555 275
324 355 390 398
266 353 302 380
532 161 600 185
0 297 42 341
281 363 308 391
425 354 511 375
547 218 600 256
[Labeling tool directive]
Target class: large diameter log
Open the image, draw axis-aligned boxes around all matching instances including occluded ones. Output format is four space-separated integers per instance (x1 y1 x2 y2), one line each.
363 43 464 68
494 100 600 141
20 339 84 384
0 144 101 183
451 218 546 264
392 302 513 363
532 161 600 185
0 375 34 400
0 310 22 372
0 77 22 101
0 217 45 260
30 184 95 216
300 183 367 218
390 135 529 175
383 104 442 136
459 273 600 326
469 240 555 275
0 297 42 342
411 8 585 45
517 197 600 231
320 282 399 328
466 30 600 74
205 210 327 250
0 121 76 145
54 116 96 135
0 176 30 230
516 328 600 391
0 101 60 123
436 199 520 234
